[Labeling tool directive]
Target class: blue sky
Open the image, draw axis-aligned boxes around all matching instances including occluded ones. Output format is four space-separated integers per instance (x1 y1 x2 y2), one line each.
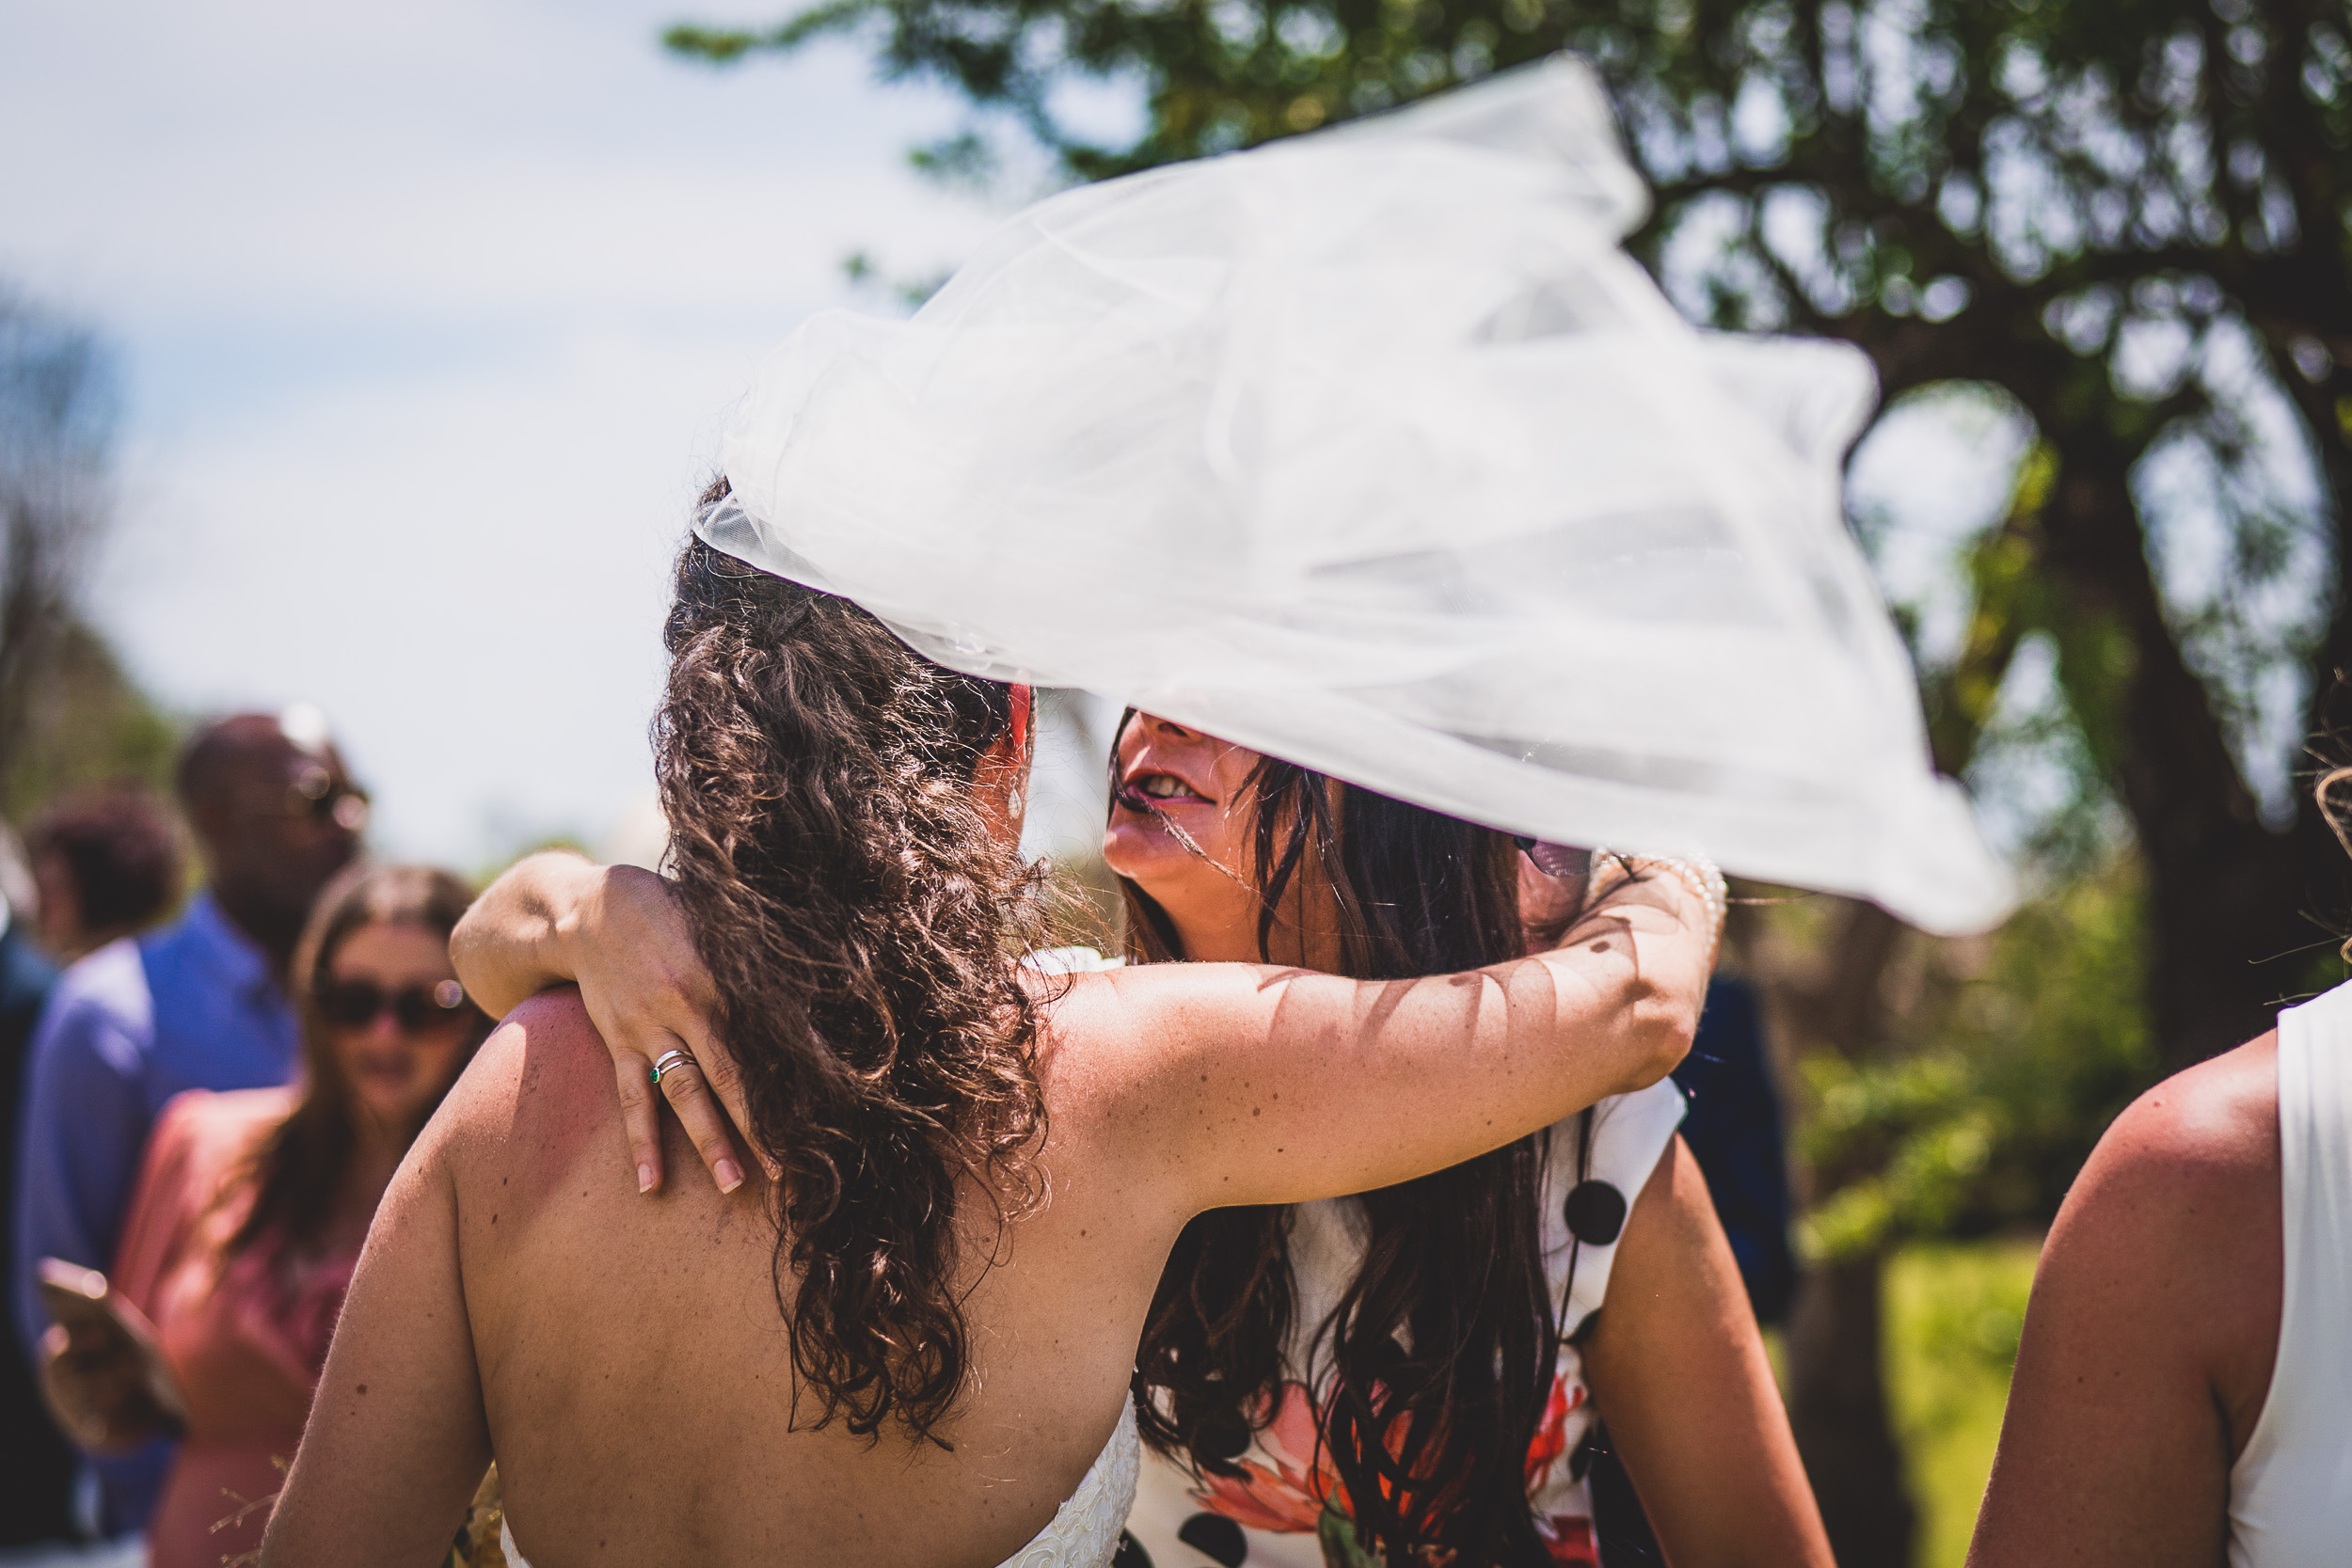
5 1 2037 869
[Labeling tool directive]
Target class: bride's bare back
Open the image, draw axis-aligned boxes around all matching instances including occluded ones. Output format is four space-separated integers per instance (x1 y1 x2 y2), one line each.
265 885 1705 1568
453 992 1159 1565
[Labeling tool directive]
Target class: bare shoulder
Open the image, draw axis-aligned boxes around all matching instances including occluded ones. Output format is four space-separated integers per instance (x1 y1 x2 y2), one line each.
1969 1031 2284 1566
2032 1029 2281 1441
425 987 616 1188
2062 1032 2279 1244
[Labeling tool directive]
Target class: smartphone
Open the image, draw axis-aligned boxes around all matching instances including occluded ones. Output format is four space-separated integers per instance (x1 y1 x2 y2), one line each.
37 1258 190 1440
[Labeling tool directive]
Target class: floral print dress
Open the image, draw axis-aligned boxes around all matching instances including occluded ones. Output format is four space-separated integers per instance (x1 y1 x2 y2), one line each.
1120 1079 1687 1568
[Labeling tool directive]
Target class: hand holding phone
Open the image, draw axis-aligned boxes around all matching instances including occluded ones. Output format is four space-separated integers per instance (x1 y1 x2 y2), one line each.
37 1258 189 1454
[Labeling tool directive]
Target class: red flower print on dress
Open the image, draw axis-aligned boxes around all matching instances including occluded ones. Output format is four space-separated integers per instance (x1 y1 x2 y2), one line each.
1188 1380 1350 1531
1537 1513 1599 1567
1188 1371 1599 1567
1523 1373 1584 1492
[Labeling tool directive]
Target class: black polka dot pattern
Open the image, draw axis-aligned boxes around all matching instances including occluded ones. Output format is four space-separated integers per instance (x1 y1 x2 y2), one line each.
1563 1179 1628 1245
1178 1512 1248 1566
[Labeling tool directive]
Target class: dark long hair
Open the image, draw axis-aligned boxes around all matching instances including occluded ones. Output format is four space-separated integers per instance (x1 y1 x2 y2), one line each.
230 862 489 1261
1124 728 1577 1566
656 514 1047 1447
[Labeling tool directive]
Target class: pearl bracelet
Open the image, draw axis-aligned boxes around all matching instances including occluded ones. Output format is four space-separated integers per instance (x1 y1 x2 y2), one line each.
1590 847 1728 952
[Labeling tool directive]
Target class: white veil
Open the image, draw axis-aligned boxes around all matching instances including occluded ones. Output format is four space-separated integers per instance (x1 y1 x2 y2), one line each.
703 55 2013 936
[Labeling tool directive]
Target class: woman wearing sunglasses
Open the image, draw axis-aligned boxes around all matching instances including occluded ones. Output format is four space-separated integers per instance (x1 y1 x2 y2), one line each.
38 862 487 1568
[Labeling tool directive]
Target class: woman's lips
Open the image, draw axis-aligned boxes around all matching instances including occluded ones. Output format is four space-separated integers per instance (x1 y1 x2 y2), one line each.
1114 769 1213 813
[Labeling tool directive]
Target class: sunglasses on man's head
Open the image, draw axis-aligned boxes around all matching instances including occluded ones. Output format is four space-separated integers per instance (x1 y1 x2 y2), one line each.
317 978 469 1032
280 765 370 831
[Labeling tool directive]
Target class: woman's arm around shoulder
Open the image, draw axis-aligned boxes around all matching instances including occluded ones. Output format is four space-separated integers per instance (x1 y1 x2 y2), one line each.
1044 862 1714 1220
451 851 745 1196
258 1030 519 1567
1965 1032 2281 1568
1582 1133 1832 1568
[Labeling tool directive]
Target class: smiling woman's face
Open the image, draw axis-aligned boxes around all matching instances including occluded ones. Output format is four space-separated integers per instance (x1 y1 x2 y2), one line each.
322 921 473 1133
1101 712 1277 964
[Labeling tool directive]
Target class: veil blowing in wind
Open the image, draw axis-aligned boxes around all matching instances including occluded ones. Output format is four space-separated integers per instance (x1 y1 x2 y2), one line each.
703 54 2010 937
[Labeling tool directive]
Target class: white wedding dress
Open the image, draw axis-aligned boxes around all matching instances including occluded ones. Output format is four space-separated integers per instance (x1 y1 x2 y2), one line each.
497 1394 1139 1568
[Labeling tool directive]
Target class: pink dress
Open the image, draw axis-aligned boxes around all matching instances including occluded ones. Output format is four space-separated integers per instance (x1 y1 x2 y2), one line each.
112 1088 358 1568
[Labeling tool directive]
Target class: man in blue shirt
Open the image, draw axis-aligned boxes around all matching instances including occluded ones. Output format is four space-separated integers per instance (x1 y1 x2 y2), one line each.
13 709 364 1536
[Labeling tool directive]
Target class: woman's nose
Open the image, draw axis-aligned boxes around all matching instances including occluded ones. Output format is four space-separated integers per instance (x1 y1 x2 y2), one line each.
1135 711 1198 742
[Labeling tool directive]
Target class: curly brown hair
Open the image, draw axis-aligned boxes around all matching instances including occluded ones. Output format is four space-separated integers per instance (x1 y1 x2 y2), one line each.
655 511 1048 1447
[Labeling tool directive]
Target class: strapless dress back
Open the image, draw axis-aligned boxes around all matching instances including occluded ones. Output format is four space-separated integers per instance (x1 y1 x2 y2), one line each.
993 1394 1140 1568
498 1394 1139 1568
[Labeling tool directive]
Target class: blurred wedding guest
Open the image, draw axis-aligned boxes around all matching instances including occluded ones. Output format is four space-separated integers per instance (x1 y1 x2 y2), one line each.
26 788 182 963
1965 770 2352 1567
13 707 364 1535
0 825 79 1546
40 863 488 1568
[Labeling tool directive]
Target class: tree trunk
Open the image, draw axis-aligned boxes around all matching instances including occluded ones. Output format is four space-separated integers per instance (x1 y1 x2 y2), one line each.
1753 898 1920 1568
1786 1254 1915 1568
2031 434 2323 1069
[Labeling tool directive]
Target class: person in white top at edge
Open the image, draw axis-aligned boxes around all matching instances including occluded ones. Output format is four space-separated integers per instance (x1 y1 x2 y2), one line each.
1966 761 2352 1568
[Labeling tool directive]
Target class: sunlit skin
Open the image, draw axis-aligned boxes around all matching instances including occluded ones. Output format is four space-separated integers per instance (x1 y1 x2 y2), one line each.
1102 712 1289 964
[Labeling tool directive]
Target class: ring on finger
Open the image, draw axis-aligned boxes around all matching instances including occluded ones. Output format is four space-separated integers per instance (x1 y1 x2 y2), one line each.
650 1047 696 1085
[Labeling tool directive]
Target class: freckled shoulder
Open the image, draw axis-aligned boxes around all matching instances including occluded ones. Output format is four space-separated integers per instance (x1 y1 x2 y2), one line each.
2087 1032 2279 1200
430 988 619 1205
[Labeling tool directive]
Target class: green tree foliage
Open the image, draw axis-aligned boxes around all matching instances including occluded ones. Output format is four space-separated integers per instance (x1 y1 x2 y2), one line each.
1 287 177 824
1802 862 2153 1260
1 617 177 822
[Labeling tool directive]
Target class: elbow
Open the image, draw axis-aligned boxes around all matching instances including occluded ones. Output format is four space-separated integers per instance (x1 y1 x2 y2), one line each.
1617 982 1701 1093
448 908 532 1021
446 911 501 1015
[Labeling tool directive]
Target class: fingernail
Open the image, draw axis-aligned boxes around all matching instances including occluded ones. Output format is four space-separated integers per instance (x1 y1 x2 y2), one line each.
716 1160 744 1194
637 1164 656 1194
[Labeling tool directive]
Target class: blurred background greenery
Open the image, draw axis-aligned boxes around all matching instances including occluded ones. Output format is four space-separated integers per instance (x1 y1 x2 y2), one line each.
1885 1241 2039 1568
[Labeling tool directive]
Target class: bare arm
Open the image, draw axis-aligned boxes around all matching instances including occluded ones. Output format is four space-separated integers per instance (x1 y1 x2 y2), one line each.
1069 862 1714 1215
1964 1036 2280 1568
1582 1136 1831 1568
259 1130 491 1568
453 850 1711 1212
452 850 745 1194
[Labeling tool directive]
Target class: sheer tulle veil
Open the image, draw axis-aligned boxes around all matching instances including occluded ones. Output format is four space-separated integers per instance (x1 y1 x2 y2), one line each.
701 54 2013 936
